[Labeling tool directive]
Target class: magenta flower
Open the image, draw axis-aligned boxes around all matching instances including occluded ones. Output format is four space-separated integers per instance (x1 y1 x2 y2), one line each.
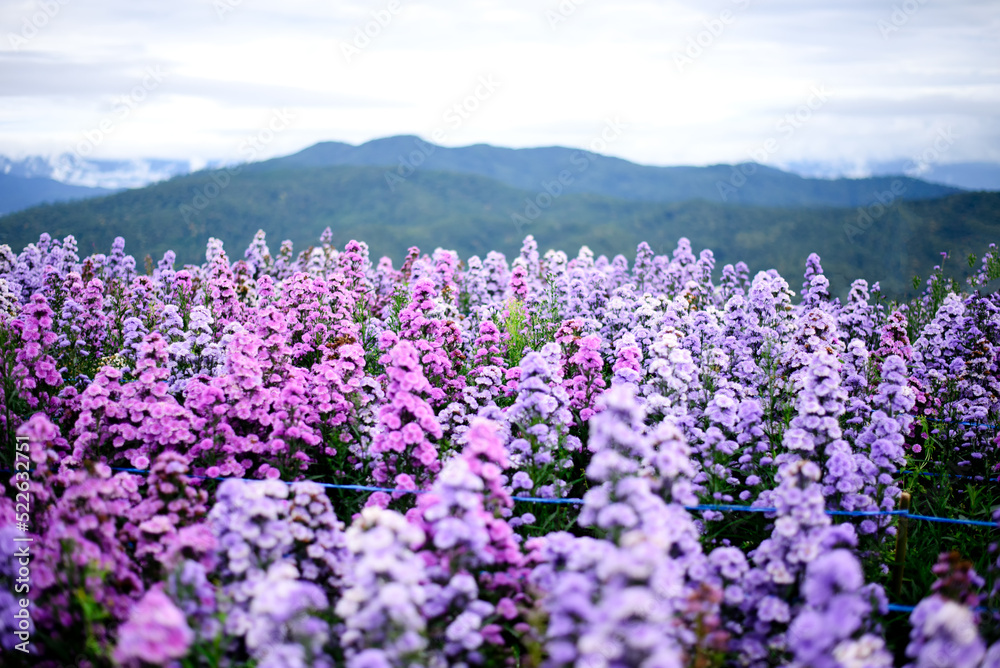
114 588 194 666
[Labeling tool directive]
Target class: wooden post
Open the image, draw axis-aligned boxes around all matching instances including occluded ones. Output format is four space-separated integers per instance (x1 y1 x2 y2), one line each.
892 492 912 598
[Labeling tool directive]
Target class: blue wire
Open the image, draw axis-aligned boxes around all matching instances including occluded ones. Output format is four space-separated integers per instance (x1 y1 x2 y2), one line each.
887 603 993 614
687 504 777 513
7 466 994 527
7 466 996 612
691 505 912 518
104 467 999 527
901 470 999 482
825 509 911 517
925 419 998 429
905 514 996 528
511 496 584 505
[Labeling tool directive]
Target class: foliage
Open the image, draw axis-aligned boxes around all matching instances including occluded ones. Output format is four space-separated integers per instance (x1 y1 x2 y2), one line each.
0 230 998 667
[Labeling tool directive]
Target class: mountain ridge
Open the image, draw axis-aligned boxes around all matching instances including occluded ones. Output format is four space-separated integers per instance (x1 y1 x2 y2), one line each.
0 136 984 218
0 173 116 217
2 162 997 300
247 135 963 208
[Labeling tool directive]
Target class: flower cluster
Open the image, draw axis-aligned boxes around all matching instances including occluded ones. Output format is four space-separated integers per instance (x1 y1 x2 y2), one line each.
337 506 430 667
504 344 581 500
369 339 445 496
3 228 999 666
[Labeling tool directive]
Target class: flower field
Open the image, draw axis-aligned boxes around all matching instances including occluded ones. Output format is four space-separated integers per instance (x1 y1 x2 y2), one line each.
1 229 999 667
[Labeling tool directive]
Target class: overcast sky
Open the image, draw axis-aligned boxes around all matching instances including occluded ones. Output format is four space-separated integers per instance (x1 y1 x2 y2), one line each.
1 0 997 171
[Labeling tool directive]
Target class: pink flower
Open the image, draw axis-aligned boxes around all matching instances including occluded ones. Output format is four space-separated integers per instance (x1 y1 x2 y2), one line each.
114 588 194 666
401 422 424 445
497 597 518 620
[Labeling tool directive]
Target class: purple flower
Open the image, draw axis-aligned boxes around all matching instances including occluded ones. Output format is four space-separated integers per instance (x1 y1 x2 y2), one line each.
114 588 194 666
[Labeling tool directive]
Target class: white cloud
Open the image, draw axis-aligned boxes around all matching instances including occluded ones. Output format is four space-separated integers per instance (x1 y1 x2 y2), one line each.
0 0 996 168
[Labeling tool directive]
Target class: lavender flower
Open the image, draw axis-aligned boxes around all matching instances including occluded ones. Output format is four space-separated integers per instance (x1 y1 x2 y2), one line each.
114 588 194 667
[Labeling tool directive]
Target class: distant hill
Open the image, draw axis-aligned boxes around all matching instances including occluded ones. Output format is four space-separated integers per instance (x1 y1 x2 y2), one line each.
0 174 115 216
249 135 963 208
2 163 997 299
0 154 203 189
0 154 212 216
786 159 1000 192
0 138 973 218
